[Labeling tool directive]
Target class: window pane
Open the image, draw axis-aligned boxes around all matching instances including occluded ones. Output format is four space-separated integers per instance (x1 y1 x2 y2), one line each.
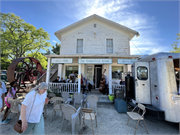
87 66 92 81
112 66 123 79
137 66 148 80
106 39 113 53
65 66 78 79
77 39 83 53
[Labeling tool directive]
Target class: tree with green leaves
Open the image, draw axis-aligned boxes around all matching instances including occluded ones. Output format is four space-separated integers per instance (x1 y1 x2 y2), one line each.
170 33 180 53
26 52 48 69
52 43 60 55
0 12 52 62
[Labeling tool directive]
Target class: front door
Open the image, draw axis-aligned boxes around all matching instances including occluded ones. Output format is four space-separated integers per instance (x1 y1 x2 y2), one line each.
95 66 102 88
133 62 151 104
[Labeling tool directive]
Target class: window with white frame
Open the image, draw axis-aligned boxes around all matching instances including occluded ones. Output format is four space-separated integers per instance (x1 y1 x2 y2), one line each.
77 39 83 53
112 66 123 79
106 39 113 53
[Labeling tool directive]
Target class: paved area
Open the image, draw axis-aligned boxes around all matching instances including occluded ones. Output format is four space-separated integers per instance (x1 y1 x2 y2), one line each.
0 103 179 135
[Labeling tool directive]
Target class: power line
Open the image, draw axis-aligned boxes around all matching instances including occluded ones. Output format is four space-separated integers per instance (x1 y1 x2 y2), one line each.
130 41 143 55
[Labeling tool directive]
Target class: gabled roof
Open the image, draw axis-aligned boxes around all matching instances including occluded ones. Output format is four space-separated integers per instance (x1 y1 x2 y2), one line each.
54 14 140 41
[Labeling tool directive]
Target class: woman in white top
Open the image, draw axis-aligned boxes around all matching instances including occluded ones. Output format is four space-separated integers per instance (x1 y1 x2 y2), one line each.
20 82 49 134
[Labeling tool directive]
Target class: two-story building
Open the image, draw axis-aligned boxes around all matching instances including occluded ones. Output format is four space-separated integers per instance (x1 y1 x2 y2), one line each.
45 14 140 94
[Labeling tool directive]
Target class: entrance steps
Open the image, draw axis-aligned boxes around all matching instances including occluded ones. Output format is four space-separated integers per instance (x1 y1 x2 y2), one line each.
86 92 113 104
99 95 113 104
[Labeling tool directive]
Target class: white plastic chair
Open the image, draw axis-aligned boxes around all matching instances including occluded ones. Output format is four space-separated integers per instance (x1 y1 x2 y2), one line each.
61 104 81 134
62 92 72 104
48 93 56 99
73 93 83 108
50 97 65 121
127 103 148 135
85 95 99 116
8 98 21 120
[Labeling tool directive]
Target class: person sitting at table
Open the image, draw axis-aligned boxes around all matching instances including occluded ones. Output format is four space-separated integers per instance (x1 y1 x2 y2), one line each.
59 77 66 83
68 78 72 83
119 79 125 85
1 80 27 124
53 76 60 83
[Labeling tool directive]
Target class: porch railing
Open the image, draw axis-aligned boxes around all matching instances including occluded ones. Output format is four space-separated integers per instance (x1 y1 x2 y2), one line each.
112 84 125 94
48 82 78 93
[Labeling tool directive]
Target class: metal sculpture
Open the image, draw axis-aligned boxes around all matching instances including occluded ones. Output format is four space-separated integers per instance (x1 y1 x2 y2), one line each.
7 57 44 87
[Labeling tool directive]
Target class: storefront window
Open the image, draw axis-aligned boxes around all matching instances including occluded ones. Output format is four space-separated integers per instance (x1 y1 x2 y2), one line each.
137 66 148 80
112 66 123 79
87 66 92 81
65 66 78 79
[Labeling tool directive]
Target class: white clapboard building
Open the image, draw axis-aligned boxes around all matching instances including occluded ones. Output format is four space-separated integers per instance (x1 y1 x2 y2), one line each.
45 14 141 94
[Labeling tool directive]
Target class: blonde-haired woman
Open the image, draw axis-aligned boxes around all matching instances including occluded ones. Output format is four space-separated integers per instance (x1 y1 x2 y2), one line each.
19 82 49 134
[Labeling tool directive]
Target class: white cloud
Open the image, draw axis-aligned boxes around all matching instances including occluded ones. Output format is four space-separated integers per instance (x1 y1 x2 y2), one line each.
74 0 165 55
53 40 57 43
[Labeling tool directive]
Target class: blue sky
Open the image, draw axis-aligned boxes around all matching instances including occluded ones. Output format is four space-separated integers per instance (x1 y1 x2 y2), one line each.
1 0 179 55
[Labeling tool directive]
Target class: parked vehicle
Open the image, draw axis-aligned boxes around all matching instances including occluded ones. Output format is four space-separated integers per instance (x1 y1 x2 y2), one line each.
129 52 180 123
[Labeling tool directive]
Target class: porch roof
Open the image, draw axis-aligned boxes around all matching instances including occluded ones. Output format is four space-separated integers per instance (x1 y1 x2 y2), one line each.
45 54 141 59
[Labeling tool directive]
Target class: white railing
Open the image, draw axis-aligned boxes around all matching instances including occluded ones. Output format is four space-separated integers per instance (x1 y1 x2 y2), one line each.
112 84 125 94
48 82 78 93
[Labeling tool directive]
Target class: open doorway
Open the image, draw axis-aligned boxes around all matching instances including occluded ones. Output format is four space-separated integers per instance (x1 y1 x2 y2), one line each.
94 65 102 88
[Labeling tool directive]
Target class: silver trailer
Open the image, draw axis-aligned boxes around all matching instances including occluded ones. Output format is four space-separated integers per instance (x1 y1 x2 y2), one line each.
132 52 180 123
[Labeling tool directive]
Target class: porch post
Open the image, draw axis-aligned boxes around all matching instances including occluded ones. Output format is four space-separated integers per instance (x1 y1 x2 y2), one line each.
46 57 51 84
78 64 81 93
109 64 112 94
58 64 62 79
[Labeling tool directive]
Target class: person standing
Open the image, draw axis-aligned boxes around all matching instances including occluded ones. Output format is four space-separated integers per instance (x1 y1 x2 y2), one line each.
0 81 7 116
20 82 49 134
69 71 75 83
1 80 26 124
104 75 109 95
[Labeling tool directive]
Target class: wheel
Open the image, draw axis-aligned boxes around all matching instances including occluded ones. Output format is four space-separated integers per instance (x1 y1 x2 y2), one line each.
7 57 43 88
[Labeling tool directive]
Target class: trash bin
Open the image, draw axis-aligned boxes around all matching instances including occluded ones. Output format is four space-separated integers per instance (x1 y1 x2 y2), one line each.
114 98 127 113
114 88 124 99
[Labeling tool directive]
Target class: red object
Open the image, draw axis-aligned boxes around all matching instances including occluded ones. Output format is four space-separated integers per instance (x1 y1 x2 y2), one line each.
152 58 155 60
168 56 173 58
156 96 159 100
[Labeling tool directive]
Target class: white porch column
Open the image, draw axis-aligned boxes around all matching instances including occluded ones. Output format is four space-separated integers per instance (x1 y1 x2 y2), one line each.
109 64 112 94
58 64 62 79
46 57 51 84
78 64 81 93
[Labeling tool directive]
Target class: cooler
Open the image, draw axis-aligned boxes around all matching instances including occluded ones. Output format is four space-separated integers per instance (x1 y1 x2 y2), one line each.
114 98 127 113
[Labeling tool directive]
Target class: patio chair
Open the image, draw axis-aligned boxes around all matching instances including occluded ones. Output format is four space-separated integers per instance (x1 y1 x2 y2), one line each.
73 93 83 108
62 92 72 104
85 95 99 116
48 93 56 99
8 98 21 120
127 103 148 135
50 97 65 122
81 108 97 135
61 104 81 134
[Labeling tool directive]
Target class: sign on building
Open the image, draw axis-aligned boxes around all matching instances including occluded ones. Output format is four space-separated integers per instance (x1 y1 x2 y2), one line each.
78 58 112 64
117 59 137 64
51 58 73 63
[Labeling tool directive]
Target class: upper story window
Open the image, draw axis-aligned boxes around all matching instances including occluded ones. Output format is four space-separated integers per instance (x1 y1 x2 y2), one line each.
76 39 83 53
106 39 113 53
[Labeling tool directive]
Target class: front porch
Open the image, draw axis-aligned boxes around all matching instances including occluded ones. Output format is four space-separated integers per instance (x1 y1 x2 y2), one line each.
48 83 125 103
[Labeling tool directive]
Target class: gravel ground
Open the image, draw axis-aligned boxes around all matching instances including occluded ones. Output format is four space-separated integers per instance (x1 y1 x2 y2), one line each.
0 103 179 135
